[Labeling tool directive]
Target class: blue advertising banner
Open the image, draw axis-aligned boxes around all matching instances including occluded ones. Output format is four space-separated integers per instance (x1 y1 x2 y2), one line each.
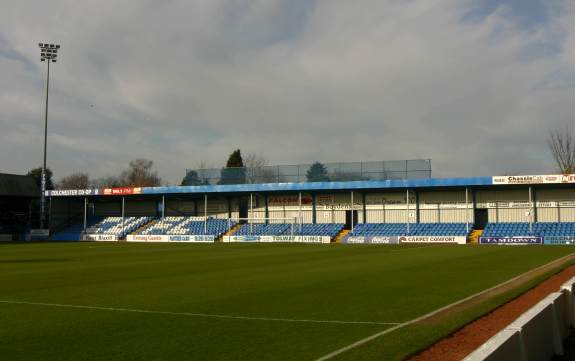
479 237 543 245
544 237 575 245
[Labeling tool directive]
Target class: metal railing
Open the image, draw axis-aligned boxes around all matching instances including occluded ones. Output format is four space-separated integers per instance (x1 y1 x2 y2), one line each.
183 159 431 186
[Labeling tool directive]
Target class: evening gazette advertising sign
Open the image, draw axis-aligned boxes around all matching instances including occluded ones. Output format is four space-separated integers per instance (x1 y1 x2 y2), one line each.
126 235 215 242
492 174 575 185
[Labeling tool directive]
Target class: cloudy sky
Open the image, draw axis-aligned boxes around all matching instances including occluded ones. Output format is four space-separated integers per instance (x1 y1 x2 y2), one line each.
1 0 574 184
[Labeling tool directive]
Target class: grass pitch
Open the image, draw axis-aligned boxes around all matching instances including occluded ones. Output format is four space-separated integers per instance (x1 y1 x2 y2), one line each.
0 242 573 361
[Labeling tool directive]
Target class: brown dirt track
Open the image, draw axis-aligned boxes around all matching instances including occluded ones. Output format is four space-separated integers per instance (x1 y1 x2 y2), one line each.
409 252 575 361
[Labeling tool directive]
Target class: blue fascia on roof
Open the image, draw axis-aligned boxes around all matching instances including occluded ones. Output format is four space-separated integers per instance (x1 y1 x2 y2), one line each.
140 176 493 195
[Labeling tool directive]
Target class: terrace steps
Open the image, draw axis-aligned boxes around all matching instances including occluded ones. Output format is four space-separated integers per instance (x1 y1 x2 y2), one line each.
132 219 158 236
219 224 241 241
334 230 350 243
469 229 483 244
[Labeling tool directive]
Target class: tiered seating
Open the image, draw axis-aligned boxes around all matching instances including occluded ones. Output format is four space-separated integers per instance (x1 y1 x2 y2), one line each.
86 216 153 238
235 223 344 237
350 223 469 237
294 224 344 238
482 223 575 237
139 217 233 237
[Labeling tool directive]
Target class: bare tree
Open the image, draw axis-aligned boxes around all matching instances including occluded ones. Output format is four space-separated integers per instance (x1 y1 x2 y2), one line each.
244 153 276 183
57 173 90 190
548 126 575 174
121 159 162 187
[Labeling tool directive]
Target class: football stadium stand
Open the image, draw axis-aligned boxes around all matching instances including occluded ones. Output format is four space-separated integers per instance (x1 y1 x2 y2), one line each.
43 172 575 244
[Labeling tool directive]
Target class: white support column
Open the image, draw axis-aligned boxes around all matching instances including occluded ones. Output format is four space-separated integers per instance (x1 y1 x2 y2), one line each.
350 191 355 231
250 193 253 233
298 192 302 232
162 195 165 234
406 189 410 234
83 197 87 231
121 197 125 240
465 188 469 233
204 194 208 234
529 186 534 234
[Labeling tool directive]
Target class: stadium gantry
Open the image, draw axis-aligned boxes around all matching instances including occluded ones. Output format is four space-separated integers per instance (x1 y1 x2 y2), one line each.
43 173 575 245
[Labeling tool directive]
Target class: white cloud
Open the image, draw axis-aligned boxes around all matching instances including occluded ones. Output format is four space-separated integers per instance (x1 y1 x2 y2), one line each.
0 0 574 183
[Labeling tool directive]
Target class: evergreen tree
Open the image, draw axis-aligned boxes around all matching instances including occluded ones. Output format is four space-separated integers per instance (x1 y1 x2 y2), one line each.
27 167 54 190
219 149 246 184
306 162 330 182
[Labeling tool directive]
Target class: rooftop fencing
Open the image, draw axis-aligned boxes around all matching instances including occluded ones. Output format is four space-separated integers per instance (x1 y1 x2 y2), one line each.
184 159 431 186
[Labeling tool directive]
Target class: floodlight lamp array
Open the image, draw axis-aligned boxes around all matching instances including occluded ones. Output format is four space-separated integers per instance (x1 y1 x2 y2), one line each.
39 43 60 62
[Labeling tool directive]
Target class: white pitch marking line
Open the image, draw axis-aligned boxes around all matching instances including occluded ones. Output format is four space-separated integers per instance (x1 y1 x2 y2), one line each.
0 300 400 326
314 251 575 361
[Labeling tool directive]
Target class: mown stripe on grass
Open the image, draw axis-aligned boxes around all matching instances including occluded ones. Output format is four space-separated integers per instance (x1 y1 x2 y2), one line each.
0 300 401 326
314 251 575 361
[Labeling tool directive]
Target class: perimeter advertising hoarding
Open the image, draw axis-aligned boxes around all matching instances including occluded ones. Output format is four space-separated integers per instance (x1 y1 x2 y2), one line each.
102 187 142 196
479 237 543 245
46 189 99 196
492 174 575 185
223 235 331 243
126 235 215 242
543 237 575 245
398 236 467 244
82 234 118 241
344 236 399 244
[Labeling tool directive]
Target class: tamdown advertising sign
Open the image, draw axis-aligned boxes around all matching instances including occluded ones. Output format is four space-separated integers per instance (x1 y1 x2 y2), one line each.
479 237 543 245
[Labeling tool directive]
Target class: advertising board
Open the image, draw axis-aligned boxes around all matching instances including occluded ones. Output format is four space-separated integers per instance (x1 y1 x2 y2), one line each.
125 235 215 242
492 174 575 185
344 236 399 244
102 187 143 196
479 237 543 245
82 234 118 241
543 237 575 245
0 234 12 242
46 189 99 196
398 236 467 244
223 235 331 243
268 195 312 207
28 229 50 241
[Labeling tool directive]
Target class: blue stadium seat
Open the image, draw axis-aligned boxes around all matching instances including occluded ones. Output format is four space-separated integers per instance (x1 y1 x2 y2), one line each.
350 223 470 237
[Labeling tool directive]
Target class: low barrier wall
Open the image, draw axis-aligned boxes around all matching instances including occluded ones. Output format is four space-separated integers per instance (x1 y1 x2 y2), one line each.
0 234 13 242
464 276 575 360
